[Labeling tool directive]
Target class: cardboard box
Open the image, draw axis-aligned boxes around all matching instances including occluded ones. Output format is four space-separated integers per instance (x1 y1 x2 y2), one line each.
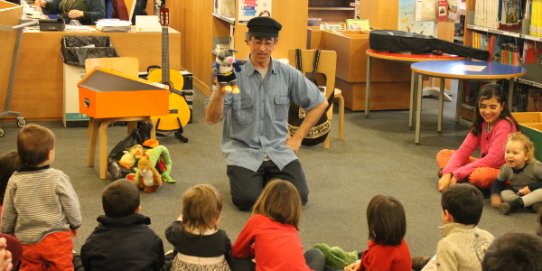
512 112 542 161
336 78 411 111
78 68 169 118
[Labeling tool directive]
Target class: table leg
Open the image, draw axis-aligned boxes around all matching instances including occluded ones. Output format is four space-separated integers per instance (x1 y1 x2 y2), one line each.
98 120 114 180
87 118 98 168
438 77 445 133
455 80 464 122
415 73 423 144
365 55 372 117
508 78 514 112
409 71 416 128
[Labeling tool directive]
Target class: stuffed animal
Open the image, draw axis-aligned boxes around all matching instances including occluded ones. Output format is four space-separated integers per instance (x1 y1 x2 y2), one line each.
136 153 162 193
313 243 358 269
118 144 144 169
142 139 175 183
213 49 244 94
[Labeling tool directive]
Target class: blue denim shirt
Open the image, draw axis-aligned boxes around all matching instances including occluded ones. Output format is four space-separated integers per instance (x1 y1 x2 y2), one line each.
220 57 325 172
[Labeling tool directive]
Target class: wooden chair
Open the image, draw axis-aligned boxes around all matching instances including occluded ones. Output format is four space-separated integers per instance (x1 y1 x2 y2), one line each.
288 49 345 149
84 57 155 179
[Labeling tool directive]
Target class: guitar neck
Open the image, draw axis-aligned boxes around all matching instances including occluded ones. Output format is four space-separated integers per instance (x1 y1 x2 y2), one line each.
161 25 169 85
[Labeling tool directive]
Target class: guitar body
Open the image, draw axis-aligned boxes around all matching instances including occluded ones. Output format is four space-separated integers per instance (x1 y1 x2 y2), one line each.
148 69 190 130
149 3 191 132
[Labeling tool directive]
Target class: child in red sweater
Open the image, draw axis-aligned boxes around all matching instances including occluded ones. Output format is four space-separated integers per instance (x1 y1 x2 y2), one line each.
231 179 325 271
344 195 412 271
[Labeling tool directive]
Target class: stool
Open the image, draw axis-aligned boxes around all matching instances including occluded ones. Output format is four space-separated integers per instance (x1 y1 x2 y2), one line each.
87 117 155 179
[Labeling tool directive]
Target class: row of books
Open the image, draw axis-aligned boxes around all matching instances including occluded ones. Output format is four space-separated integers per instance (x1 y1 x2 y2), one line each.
528 0 542 36
462 80 535 112
471 31 542 64
473 0 542 36
474 0 521 29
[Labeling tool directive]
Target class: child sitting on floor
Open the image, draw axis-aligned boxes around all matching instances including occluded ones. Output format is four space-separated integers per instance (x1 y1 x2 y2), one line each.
415 183 494 271
1 124 82 271
232 179 325 271
81 179 164 270
165 184 232 271
344 195 411 271
436 83 520 192
491 132 542 215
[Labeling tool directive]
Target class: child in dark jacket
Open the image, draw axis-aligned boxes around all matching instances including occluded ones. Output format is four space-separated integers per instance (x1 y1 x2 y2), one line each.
81 179 164 271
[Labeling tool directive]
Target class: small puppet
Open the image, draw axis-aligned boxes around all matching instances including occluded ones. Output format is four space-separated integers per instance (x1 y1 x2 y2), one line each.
213 49 244 94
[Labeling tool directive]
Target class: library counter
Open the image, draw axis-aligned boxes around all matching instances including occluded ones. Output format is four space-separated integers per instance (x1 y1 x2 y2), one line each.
0 28 181 120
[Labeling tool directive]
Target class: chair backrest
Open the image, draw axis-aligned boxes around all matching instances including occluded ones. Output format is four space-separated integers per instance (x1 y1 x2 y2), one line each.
85 57 139 77
288 49 337 118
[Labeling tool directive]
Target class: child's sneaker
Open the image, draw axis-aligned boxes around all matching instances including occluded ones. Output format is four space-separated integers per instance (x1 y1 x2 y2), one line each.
499 202 512 215
412 256 431 270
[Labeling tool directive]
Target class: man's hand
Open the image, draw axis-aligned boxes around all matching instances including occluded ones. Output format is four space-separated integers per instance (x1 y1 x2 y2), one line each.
68 9 84 19
286 135 302 154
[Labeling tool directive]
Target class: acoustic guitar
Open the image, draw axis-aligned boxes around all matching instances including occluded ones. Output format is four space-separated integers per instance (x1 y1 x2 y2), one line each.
148 3 191 132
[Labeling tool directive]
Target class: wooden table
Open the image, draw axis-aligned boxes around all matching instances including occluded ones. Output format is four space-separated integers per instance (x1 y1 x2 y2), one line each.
0 28 180 120
365 49 462 120
411 60 527 144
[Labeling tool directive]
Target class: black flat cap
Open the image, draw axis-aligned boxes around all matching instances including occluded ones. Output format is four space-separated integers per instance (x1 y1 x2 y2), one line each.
247 16 282 38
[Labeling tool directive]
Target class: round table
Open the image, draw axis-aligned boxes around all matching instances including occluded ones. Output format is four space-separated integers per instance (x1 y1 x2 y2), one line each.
410 60 527 144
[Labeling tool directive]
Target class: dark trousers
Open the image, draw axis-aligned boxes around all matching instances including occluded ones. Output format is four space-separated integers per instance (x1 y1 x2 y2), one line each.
227 159 309 211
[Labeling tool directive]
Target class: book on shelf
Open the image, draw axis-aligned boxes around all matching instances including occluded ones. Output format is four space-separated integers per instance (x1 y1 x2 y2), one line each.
514 83 529 112
523 41 542 63
346 19 369 31
530 0 542 36
438 0 448 22
499 0 521 29
528 87 542 111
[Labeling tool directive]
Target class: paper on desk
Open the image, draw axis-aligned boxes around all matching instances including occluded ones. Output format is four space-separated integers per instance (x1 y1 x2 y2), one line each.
65 25 95 31
461 65 486 72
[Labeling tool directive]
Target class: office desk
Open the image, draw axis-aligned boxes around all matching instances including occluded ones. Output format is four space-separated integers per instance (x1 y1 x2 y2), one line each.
0 28 180 120
411 60 526 144
365 49 462 121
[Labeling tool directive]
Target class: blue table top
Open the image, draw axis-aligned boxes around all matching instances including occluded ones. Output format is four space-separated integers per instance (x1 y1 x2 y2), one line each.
411 60 527 79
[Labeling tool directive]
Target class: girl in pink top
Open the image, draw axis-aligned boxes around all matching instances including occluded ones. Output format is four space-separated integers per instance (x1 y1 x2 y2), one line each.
231 179 325 271
437 83 520 191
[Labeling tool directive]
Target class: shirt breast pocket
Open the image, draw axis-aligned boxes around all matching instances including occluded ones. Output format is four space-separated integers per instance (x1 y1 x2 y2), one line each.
274 95 289 121
232 98 253 125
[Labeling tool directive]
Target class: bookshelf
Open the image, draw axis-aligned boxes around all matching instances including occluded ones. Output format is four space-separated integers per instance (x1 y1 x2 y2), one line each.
461 0 542 117
308 0 355 23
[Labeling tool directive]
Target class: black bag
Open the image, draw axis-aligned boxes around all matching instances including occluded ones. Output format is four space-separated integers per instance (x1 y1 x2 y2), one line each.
288 49 334 146
39 18 65 31
369 30 490 61
107 122 153 180
61 36 118 66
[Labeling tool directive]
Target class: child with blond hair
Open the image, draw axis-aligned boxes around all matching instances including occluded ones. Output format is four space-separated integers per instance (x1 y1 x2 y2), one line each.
491 132 542 215
165 184 232 271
